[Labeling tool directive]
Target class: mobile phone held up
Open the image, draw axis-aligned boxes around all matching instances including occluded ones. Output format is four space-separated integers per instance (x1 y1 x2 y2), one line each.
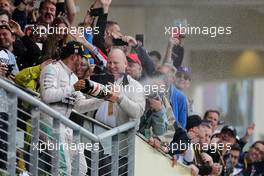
112 38 128 46
135 34 144 46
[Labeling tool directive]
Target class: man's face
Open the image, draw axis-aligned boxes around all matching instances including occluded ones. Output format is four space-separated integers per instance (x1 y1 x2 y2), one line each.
219 131 236 146
0 0 11 14
150 55 161 69
107 50 127 79
126 62 142 80
57 22 67 40
200 126 212 145
0 14 9 24
105 24 121 48
248 143 264 163
83 12 94 26
230 150 240 167
39 2 56 25
157 65 174 75
189 125 204 143
206 112 219 131
175 72 191 90
0 28 14 49
72 55 83 74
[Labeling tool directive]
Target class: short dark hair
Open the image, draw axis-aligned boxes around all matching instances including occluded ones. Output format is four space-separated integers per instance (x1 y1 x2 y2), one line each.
231 143 241 152
39 0 56 12
149 50 161 61
203 110 220 119
0 9 11 20
106 21 118 31
251 141 264 149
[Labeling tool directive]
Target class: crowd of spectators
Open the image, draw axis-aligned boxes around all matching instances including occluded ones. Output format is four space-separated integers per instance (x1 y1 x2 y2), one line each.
0 0 263 175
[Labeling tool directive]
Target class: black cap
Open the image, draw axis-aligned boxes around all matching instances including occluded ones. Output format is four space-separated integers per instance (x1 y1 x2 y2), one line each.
186 115 202 131
221 125 237 138
61 41 85 59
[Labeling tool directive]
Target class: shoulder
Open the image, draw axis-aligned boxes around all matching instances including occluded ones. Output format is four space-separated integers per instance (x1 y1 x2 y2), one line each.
127 75 143 88
41 62 60 75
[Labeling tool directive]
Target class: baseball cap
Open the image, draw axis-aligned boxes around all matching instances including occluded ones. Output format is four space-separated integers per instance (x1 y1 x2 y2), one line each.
221 125 237 138
186 115 202 131
61 41 85 59
127 53 142 66
177 66 192 78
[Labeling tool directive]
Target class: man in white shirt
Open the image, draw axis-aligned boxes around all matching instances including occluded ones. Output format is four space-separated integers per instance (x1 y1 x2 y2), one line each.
40 41 104 175
94 48 145 175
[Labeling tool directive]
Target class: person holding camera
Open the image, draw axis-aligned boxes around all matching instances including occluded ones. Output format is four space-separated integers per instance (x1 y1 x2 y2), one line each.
138 93 168 148
0 24 19 75
39 41 113 175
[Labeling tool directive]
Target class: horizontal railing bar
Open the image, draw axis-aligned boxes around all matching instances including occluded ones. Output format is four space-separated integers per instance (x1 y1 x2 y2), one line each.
0 138 8 145
18 108 34 119
72 110 112 130
0 78 99 142
16 147 33 157
37 167 53 176
98 121 137 140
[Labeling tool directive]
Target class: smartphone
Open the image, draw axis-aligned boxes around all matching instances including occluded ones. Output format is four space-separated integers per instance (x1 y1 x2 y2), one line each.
135 34 144 46
112 38 128 46
89 8 104 17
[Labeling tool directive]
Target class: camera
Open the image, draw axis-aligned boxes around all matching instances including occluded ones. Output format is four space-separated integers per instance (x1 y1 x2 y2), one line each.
80 79 112 99
112 38 128 46
6 64 14 77
90 64 114 85
147 92 161 100
89 8 104 17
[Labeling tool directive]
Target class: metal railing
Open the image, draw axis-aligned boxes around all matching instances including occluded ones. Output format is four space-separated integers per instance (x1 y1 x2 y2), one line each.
0 77 136 176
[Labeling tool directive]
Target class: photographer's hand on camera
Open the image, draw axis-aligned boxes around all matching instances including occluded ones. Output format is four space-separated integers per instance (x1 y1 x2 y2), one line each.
149 98 162 112
0 62 8 77
106 82 122 103
74 80 86 91
121 35 137 47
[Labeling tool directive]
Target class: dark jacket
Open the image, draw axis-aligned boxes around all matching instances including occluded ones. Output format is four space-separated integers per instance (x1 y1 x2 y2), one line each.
14 36 41 70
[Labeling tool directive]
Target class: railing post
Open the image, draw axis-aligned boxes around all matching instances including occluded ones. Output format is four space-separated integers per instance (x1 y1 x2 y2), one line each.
0 88 9 172
52 118 60 175
30 107 40 175
91 141 99 176
72 130 80 176
7 91 18 175
127 127 136 176
111 134 119 176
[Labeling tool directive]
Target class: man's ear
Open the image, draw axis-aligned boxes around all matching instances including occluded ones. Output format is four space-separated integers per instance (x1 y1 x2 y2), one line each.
124 59 128 69
11 34 16 43
139 65 143 72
